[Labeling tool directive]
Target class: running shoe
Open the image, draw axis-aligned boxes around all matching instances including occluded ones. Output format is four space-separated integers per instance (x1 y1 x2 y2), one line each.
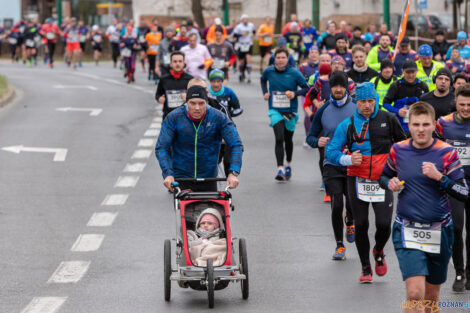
275 168 286 181
452 270 465 292
285 165 292 180
359 266 373 283
323 193 331 202
373 248 388 276
49 62 53 69
319 182 325 191
332 245 346 260
78 61 82 67
345 224 355 243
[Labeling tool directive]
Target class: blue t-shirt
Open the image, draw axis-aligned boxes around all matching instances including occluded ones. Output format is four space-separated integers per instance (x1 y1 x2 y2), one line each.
302 27 318 51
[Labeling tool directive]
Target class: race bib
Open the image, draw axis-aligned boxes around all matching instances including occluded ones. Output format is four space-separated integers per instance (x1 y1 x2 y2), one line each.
163 53 171 65
447 139 470 165
79 34 87 42
149 44 159 53
264 35 272 43
34 35 41 42
121 48 132 57
110 34 120 42
93 35 102 43
25 39 35 48
46 32 55 40
212 58 225 69
8 38 17 45
293 52 299 61
166 90 185 108
303 35 312 44
139 35 145 43
402 222 441 254
272 91 290 108
356 177 385 202
240 43 250 52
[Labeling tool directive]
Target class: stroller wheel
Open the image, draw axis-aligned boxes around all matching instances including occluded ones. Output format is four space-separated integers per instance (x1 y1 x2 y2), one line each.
239 238 249 299
207 258 215 308
164 239 171 301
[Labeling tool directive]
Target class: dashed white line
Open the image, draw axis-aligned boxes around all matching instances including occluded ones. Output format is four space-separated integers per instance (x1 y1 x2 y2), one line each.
138 138 155 147
149 123 161 129
131 149 152 159
47 261 90 283
20 297 67 313
123 162 147 173
114 176 139 188
153 117 163 123
87 212 118 227
70 234 105 252
101 194 129 206
144 129 159 137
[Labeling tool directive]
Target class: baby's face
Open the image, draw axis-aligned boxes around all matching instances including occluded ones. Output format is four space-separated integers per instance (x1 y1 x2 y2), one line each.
199 221 216 232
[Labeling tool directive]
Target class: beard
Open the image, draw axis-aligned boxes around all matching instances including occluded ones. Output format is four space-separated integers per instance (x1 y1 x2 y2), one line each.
436 86 448 94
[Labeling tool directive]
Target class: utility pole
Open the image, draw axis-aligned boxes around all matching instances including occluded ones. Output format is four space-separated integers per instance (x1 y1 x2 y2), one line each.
223 0 229 26
383 0 390 29
57 0 62 25
312 0 319 29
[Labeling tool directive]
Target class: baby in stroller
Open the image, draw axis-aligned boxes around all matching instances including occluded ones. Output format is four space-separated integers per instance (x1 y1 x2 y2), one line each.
187 208 227 266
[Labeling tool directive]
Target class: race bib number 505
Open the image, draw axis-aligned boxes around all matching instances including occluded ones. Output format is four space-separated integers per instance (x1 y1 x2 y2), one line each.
402 223 441 254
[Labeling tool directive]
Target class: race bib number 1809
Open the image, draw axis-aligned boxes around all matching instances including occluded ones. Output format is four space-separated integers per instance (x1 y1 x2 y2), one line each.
356 177 385 202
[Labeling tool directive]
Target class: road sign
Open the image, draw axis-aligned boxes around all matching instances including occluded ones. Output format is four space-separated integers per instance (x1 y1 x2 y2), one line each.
418 0 427 10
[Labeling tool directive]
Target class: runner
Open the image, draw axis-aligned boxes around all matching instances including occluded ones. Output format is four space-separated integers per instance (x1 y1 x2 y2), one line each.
431 30 450 61
137 20 150 73
393 36 418 76
206 18 227 44
326 82 406 283
435 84 470 292
420 68 455 120
268 37 297 68
307 70 357 260
301 19 318 59
64 18 81 69
380 101 468 310
260 46 309 181
40 18 61 68
349 26 364 47
180 33 212 80
318 21 337 52
454 73 468 90
328 34 352 71
299 47 320 81
172 24 189 51
445 31 470 61
90 25 103 66
207 26 236 83
383 60 429 136
157 26 176 78
347 45 378 84
120 26 139 83
105 18 122 68
257 17 274 73
77 20 88 67
283 22 303 65
145 23 162 82
233 14 256 83
365 34 393 71
446 48 466 74
156 51 193 120
416 44 444 92
22 20 39 67
306 53 331 86
7 27 21 63
369 59 396 110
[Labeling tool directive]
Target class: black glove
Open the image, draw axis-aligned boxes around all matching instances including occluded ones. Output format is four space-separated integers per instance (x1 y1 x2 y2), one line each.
309 114 314 121
198 64 205 69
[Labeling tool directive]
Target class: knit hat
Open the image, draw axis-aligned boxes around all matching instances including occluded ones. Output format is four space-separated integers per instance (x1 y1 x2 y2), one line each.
435 67 452 81
319 63 331 76
309 46 319 52
199 213 220 229
186 85 208 102
356 82 377 101
380 58 394 71
418 44 433 57
331 55 346 66
457 31 467 40
209 69 225 81
165 26 174 33
329 70 349 90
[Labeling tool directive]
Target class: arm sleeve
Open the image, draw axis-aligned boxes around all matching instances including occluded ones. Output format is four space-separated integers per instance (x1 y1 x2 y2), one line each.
220 116 244 173
445 46 452 60
390 114 407 142
379 146 398 189
440 176 469 202
155 117 176 178
382 84 399 114
260 71 269 95
325 119 349 166
156 80 164 101
295 71 309 96
306 104 327 148
227 89 242 115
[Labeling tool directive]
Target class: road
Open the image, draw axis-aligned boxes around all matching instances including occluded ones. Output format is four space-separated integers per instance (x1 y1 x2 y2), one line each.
0 61 467 313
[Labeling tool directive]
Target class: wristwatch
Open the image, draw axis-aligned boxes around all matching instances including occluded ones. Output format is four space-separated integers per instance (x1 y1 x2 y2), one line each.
230 171 239 177
439 175 447 183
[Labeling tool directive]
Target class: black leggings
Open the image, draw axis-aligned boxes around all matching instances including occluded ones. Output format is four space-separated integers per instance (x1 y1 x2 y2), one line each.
148 54 156 79
450 197 470 272
318 147 325 176
111 42 120 64
331 184 353 243
347 176 394 267
47 42 56 63
273 121 294 167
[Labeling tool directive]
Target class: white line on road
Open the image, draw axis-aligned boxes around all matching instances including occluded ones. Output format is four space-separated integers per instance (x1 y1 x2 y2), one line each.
144 129 159 137
131 149 152 159
20 297 67 313
101 194 129 206
123 162 147 173
87 212 118 227
53 84 97 91
47 261 90 283
105 78 121 84
73 72 100 80
71 234 105 252
114 176 139 188
56 107 103 116
153 117 163 123
149 123 161 129
138 139 154 147
2 145 67 161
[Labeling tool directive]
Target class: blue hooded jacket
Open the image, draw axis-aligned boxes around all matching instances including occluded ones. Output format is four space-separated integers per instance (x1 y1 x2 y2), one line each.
156 105 243 178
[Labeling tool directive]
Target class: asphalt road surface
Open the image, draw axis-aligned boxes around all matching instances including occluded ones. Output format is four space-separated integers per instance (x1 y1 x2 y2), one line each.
0 60 468 313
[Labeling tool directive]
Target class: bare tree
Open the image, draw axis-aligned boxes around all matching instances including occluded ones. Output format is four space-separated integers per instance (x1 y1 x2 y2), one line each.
192 0 205 29
275 0 283 34
285 0 297 23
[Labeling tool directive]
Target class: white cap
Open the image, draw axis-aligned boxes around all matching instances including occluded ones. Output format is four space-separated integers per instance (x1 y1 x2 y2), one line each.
92 25 99 31
215 17 222 25
240 14 248 20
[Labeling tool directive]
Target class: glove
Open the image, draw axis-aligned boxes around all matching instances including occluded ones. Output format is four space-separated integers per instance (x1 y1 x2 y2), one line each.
309 114 314 121
394 98 409 108
198 64 205 69
408 97 419 104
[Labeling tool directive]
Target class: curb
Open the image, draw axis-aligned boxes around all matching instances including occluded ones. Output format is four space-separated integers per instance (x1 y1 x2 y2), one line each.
0 85 15 108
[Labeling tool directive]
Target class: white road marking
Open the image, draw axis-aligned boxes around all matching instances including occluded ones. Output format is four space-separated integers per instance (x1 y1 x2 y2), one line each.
132 86 145 91
123 162 146 173
144 129 159 137
87 212 118 227
73 72 100 79
153 117 163 123
20 297 67 313
105 78 121 84
131 149 152 159
56 107 103 116
149 123 161 129
138 139 154 147
2 145 67 161
101 194 128 206
71 234 105 252
114 176 139 188
154 110 163 117
53 84 97 91
47 261 90 283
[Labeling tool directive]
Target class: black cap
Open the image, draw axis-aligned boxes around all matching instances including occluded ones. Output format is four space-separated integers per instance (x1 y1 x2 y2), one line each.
435 67 452 81
353 26 361 32
186 85 208 102
187 19 194 26
329 70 349 90
400 36 410 45
435 29 445 36
380 58 394 71
402 60 418 72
